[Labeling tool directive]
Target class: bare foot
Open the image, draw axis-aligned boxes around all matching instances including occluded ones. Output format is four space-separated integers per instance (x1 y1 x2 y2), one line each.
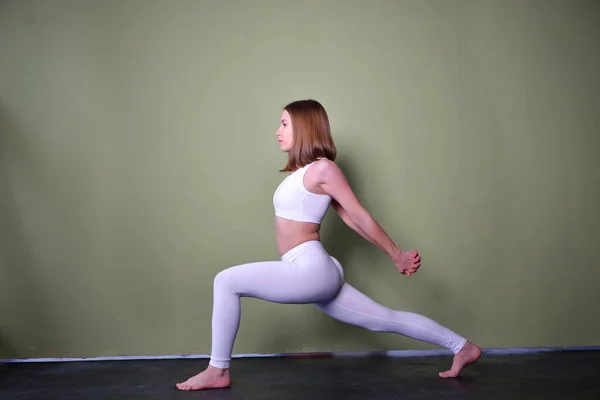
176 366 231 391
439 341 482 378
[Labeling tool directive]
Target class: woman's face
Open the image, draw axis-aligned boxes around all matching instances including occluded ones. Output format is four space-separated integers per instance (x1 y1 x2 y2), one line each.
276 109 293 152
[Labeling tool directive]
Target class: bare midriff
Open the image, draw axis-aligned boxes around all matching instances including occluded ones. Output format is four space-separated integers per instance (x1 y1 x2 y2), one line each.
275 216 321 255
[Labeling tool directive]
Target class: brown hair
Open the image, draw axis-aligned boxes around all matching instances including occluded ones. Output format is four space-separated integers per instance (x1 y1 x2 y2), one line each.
280 99 337 172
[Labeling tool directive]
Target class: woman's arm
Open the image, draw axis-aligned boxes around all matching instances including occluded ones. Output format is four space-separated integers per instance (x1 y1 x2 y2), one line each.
318 160 421 276
318 160 401 259
318 160 421 277
330 200 390 254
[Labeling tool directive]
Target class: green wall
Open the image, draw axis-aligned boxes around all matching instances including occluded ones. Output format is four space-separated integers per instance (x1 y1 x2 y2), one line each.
1 0 599 360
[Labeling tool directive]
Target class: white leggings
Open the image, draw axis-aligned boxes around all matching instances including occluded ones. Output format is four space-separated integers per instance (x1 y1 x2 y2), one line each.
209 240 467 369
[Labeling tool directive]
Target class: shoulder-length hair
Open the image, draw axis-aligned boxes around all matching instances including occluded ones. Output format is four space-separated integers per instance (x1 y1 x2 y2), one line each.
280 99 337 172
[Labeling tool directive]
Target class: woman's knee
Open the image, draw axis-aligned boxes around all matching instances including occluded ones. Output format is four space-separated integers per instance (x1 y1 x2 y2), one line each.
213 267 236 291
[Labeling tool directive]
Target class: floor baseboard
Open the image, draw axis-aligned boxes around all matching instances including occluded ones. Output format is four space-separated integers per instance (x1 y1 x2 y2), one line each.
2 345 599 364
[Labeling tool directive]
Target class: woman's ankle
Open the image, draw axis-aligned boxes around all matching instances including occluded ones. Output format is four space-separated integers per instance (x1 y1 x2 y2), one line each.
207 364 229 375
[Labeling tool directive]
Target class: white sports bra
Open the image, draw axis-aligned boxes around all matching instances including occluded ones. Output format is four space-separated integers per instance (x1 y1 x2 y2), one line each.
273 160 332 224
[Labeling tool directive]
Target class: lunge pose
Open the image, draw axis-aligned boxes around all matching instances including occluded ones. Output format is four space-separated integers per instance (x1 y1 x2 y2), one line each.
176 100 481 391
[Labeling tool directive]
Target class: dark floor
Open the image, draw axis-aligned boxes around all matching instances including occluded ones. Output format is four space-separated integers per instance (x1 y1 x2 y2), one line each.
1 350 599 399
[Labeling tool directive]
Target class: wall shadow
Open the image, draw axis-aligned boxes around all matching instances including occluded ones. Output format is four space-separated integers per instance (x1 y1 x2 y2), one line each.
314 154 392 351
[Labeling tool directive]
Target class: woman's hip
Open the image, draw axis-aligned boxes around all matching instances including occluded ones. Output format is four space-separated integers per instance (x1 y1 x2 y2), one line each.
281 240 344 278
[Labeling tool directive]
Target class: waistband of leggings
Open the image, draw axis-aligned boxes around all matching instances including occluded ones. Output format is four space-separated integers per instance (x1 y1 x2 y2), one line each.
281 240 324 263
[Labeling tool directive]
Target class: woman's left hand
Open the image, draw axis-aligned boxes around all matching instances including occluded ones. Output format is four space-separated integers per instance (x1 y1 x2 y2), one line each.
392 249 421 277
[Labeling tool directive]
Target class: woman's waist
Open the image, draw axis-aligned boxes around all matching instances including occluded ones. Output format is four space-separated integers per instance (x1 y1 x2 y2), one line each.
276 234 320 256
275 216 321 232
275 217 320 253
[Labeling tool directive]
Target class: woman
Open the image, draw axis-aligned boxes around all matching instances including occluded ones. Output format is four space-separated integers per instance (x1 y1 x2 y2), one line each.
176 99 481 391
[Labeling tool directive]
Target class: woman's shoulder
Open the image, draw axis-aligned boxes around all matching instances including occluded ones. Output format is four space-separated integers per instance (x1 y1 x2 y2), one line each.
306 157 344 181
307 157 336 170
